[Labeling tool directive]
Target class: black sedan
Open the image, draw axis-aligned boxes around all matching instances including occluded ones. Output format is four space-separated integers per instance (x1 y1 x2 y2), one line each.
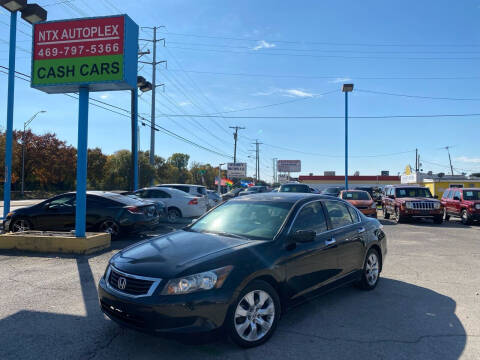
98 193 386 347
3 191 160 237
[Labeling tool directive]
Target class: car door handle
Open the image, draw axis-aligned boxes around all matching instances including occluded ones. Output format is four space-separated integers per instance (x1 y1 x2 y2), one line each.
358 227 366 234
325 237 336 246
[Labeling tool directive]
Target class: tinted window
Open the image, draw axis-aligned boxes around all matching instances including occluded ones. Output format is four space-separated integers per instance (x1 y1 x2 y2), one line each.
463 190 480 200
347 206 361 223
100 193 141 206
196 187 207 195
279 184 311 193
150 190 171 198
87 196 117 207
442 190 451 199
395 188 432 198
447 190 454 199
342 191 371 200
324 201 354 228
47 195 74 209
454 191 461 200
291 201 327 234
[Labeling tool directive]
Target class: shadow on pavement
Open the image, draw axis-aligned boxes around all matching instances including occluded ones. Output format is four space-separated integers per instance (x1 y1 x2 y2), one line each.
0 272 467 359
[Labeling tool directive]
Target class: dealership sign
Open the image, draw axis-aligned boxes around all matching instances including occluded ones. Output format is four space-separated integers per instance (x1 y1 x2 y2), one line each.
227 162 247 178
31 15 138 93
277 160 301 173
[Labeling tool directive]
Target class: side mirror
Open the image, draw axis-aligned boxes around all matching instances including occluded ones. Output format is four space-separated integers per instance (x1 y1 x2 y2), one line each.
290 230 316 243
434 195 439 199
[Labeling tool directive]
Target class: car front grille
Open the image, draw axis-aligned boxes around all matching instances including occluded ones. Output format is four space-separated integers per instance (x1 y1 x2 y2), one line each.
108 268 154 296
410 202 436 210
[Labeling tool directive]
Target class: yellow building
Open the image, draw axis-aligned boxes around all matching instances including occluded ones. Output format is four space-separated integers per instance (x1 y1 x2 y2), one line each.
423 179 480 198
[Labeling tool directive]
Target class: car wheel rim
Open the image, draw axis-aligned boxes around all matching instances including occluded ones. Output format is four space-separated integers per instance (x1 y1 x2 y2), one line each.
100 221 119 236
12 220 29 232
168 211 178 222
365 253 379 286
234 290 275 342
462 211 468 222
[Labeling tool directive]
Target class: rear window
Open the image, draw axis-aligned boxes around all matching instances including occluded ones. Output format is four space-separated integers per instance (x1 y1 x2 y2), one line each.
279 184 310 193
95 193 142 206
342 191 371 200
196 186 207 195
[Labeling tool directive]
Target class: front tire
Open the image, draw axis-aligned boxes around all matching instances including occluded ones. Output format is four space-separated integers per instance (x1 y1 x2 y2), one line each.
394 208 405 223
433 215 443 224
10 218 32 232
383 206 390 219
357 248 381 290
227 280 281 348
443 208 450 221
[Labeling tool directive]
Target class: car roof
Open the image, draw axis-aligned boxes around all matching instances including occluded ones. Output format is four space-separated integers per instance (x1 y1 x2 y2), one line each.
65 191 144 206
281 183 308 186
140 186 193 196
230 192 331 203
450 187 480 191
157 184 205 188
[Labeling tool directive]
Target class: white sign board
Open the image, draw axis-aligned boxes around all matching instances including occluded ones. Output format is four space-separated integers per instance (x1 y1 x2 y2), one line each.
277 160 301 173
278 174 290 184
227 162 247 178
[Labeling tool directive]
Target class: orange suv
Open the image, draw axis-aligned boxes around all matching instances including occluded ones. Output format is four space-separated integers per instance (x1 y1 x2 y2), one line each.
339 190 377 218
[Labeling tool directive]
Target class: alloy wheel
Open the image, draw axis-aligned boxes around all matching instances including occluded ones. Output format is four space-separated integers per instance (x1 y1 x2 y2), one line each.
365 253 379 286
12 219 30 232
100 220 120 236
234 290 275 342
167 209 180 223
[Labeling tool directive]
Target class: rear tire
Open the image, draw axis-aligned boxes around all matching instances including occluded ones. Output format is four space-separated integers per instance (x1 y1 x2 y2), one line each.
357 248 381 290
433 215 443 224
227 280 281 348
99 220 121 238
383 206 390 219
461 209 472 225
167 208 181 223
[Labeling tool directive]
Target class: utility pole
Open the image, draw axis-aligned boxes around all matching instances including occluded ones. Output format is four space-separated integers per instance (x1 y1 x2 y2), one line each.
139 26 166 170
446 146 454 175
252 140 262 182
272 158 276 184
415 148 418 173
229 126 245 163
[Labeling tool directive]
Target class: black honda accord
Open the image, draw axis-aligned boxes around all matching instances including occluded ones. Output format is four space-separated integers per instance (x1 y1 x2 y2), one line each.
98 193 386 347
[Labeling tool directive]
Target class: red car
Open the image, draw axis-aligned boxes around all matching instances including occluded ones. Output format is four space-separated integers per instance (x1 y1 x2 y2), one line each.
441 188 480 224
339 190 377 218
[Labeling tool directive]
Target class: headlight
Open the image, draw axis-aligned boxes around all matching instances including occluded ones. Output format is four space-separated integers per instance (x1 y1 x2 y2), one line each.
475 204 480 210
103 264 110 279
405 202 413 209
6 212 15 218
162 266 233 295
434 202 441 209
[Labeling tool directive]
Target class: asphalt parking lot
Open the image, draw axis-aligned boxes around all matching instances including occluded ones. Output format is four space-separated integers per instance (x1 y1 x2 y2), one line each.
0 215 479 360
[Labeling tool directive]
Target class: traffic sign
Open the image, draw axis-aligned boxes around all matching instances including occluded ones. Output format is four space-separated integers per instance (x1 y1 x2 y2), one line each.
31 15 138 93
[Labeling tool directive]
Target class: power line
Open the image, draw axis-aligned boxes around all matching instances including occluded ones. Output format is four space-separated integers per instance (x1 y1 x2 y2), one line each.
166 46 480 61
167 68 480 81
159 31 480 48
357 89 480 101
143 113 480 119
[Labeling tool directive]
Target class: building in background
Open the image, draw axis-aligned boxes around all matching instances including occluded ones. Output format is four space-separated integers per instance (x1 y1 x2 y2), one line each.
299 174 401 191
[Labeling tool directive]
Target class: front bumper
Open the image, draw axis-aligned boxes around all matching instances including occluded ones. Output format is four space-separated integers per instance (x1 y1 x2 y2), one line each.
359 208 377 217
98 276 231 334
401 209 443 217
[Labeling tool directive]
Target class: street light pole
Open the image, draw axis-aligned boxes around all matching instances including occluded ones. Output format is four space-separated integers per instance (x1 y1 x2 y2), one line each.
21 110 46 197
342 84 354 190
218 163 225 195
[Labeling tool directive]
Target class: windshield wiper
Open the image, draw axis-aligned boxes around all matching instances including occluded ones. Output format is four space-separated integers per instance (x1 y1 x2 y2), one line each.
206 231 249 240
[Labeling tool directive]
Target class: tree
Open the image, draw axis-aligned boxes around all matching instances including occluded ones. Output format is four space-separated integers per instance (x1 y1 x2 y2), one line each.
87 147 107 189
168 153 190 170
103 150 132 190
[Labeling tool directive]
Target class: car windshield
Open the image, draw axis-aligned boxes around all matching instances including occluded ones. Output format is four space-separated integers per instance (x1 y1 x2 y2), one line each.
463 190 480 200
279 184 310 193
342 191 371 200
189 201 293 240
395 188 432 198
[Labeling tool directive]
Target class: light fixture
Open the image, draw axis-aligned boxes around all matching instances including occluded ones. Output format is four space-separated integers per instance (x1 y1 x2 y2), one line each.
139 81 152 92
0 0 26 12
342 83 354 92
137 76 146 87
20 3 47 24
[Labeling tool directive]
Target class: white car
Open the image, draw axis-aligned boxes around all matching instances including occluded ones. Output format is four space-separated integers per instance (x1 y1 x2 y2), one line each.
206 190 222 209
133 187 207 223
156 184 208 209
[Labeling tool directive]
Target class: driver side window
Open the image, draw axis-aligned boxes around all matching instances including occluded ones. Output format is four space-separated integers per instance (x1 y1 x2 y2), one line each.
46 195 74 209
291 201 327 234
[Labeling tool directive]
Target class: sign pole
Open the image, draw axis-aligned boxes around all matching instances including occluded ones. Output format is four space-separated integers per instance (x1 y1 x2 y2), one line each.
75 87 89 237
131 87 138 190
3 11 17 220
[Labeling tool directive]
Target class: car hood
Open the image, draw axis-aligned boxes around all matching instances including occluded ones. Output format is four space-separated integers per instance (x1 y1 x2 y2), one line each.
398 197 439 202
347 199 373 206
111 230 253 279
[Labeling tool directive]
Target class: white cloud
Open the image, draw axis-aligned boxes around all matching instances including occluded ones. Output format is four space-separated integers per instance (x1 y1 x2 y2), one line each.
178 101 191 107
253 88 315 98
455 156 480 163
252 40 276 51
329 77 352 84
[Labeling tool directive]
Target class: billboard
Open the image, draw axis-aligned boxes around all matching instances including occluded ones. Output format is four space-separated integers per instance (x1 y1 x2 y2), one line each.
227 163 247 178
31 15 138 93
277 160 301 173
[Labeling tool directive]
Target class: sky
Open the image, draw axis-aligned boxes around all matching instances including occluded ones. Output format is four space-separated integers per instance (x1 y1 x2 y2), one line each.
1 0 480 181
